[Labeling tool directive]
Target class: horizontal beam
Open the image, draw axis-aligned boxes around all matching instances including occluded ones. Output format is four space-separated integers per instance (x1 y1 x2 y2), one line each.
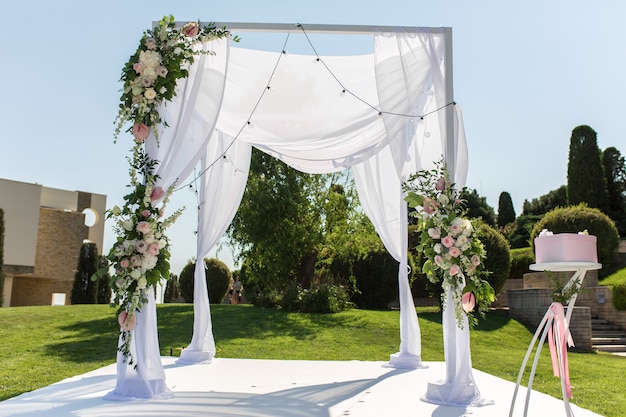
156 21 449 35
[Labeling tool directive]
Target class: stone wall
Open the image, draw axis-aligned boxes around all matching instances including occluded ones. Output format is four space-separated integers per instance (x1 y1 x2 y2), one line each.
508 287 592 351
10 207 88 306
577 286 626 330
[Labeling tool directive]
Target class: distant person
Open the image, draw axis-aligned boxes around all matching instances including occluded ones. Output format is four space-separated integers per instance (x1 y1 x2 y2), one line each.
231 275 242 305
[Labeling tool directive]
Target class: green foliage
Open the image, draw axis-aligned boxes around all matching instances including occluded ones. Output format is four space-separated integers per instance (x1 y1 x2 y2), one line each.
281 283 353 313
460 188 496 226
530 204 620 271
497 191 516 227
509 248 534 279
522 186 568 216
178 258 232 304
0 208 4 307
549 271 582 305
226 148 327 299
476 221 511 295
70 242 99 304
602 147 626 235
611 283 626 310
350 250 399 309
567 125 609 211
96 256 111 304
163 273 180 303
508 214 544 248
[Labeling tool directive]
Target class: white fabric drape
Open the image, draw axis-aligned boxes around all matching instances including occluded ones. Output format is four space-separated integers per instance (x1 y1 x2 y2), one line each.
105 289 173 400
177 131 251 364
113 27 472 397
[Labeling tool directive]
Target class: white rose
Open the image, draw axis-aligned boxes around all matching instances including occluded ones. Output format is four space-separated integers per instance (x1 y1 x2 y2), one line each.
122 221 134 231
142 255 158 271
437 193 449 205
434 243 442 254
174 47 183 55
144 88 157 100
137 277 148 289
158 239 167 249
130 268 142 279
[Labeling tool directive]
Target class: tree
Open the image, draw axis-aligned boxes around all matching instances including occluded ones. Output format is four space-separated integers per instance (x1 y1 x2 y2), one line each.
497 191 516 227
70 242 99 304
96 255 111 304
522 186 567 215
179 258 231 304
226 148 327 303
602 146 626 235
567 125 609 211
460 188 496 226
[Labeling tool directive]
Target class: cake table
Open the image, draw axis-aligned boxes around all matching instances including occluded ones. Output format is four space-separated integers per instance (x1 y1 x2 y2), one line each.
509 262 601 417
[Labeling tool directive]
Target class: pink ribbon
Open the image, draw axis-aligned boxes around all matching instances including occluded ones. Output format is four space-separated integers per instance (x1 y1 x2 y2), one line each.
547 302 575 398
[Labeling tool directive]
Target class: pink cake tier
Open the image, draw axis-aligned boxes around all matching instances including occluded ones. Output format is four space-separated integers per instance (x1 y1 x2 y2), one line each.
534 233 598 264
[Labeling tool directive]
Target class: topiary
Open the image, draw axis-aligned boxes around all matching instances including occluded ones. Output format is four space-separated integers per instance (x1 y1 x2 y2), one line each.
509 249 534 279
178 258 232 304
476 221 511 296
530 204 620 271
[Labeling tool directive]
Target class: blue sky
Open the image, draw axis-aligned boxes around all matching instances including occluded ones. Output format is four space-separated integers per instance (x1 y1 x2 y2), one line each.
1 0 624 274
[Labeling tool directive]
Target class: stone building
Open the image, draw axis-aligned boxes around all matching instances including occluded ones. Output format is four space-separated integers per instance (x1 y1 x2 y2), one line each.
1 178 106 306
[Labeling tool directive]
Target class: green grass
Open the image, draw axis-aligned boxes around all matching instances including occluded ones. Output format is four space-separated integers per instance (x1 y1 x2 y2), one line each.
599 266 626 287
1 304 625 417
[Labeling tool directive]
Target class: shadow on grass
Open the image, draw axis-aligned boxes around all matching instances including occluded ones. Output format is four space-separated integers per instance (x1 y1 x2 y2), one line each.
417 307 513 331
44 316 119 364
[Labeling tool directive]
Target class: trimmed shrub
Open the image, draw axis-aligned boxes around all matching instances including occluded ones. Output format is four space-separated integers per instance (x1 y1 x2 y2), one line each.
163 273 180 303
179 258 232 304
509 248 534 279
299 284 352 313
530 204 620 272
351 250 399 309
477 221 512 296
612 283 626 311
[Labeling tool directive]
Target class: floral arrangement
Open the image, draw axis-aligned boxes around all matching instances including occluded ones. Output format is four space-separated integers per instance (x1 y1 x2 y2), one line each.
103 16 234 364
114 15 236 143
403 158 494 327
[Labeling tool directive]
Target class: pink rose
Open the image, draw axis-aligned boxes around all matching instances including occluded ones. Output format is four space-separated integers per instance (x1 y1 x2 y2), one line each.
135 240 147 254
131 254 142 266
441 236 455 248
448 247 461 258
423 197 438 214
118 311 137 332
435 177 446 191
133 62 144 74
142 209 151 217
434 255 444 267
150 186 165 202
449 264 461 276
120 258 130 269
136 221 151 234
148 242 160 256
156 66 168 77
471 254 481 267
182 22 200 37
132 123 150 143
462 292 476 313
144 37 157 50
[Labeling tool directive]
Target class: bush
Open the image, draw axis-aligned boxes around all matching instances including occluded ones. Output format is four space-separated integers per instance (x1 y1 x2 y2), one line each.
163 273 180 303
612 283 626 311
477 221 511 296
178 258 232 304
351 250 399 309
299 284 352 313
530 204 620 272
509 248 535 279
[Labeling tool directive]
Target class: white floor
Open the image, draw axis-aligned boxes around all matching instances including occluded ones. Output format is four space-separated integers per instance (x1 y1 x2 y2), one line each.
0 357 603 417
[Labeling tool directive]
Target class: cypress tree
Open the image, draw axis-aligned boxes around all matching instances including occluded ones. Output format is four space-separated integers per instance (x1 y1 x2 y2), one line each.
497 191 516 226
96 255 111 304
602 146 626 235
70 242 99 304
567 125 609 211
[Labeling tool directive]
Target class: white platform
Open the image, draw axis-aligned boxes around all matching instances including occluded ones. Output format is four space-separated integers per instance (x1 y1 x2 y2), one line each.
0 357 603 417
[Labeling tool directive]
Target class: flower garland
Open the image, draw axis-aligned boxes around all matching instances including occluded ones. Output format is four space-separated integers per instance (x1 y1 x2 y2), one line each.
105 16 234 364
403 158 495 327
114 15 236 143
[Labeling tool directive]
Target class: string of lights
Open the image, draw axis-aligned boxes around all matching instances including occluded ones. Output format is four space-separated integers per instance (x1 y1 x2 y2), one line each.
174 25 455 192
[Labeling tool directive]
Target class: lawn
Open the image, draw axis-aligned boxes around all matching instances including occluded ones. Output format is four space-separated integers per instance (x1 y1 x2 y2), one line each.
1 304 624 417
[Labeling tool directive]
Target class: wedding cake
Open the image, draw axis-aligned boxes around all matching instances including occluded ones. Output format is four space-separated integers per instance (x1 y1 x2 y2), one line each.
534 230 598 264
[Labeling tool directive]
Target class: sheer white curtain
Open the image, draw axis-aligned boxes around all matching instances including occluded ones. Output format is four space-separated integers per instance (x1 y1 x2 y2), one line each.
106 38 231 400
177 131 251 364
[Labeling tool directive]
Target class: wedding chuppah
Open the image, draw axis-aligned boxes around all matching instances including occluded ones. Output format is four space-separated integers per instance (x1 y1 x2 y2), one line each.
61 16 580 415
